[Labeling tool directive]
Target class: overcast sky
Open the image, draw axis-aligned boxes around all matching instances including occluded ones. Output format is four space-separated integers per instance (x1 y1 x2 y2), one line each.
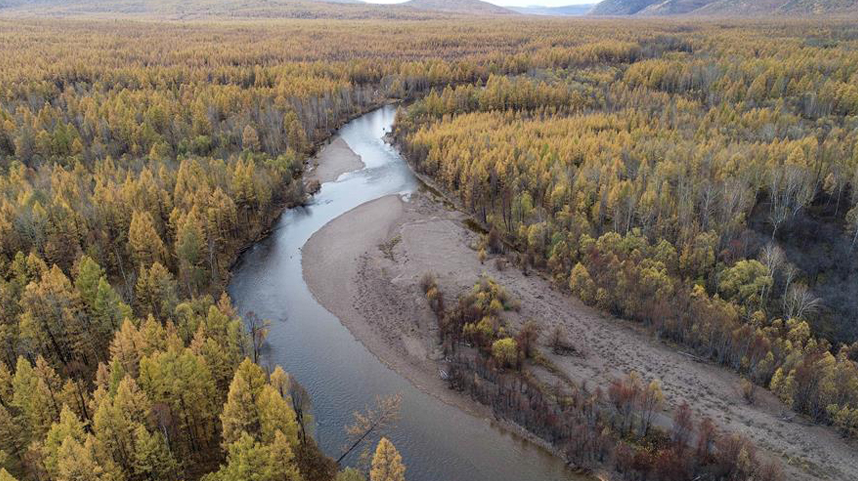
366 0 596 6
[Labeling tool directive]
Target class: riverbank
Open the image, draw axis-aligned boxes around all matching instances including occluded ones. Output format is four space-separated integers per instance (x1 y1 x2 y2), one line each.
233 105 584 481
301 148 858 480
302 194 486 417
307 137 366 184
300 192 579 469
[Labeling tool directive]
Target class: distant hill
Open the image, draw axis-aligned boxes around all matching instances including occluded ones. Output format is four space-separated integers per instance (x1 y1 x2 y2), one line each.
694 0 858 16
589 0 858 16
638 0 714 15
402 0 516 15
0 0 521 18
589 0 656 15
0 0 447 19
510 4 595 15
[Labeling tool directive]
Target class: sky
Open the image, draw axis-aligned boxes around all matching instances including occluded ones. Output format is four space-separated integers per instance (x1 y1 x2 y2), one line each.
366 0 595 6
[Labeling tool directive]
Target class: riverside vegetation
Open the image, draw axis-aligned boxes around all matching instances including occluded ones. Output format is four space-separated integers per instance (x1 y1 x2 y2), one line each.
0 13 856 481
393 16 858 480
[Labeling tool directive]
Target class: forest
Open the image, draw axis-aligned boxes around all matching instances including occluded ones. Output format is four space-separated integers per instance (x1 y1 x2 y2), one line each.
0 17 446 481
0 12 856 481
394 19 858 446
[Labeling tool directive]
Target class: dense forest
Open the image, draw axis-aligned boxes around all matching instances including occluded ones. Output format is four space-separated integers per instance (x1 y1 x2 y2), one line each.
0 18 451 481
0 13 856 481
394 19 858 445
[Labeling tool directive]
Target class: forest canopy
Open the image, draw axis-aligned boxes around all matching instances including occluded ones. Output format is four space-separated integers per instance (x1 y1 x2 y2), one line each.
0 13 856 481
394 18 858 443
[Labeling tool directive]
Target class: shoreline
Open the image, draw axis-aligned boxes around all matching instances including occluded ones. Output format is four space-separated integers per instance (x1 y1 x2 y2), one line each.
300 139 858 481
300 193 583 474
306 137 366 184
226 102 390 278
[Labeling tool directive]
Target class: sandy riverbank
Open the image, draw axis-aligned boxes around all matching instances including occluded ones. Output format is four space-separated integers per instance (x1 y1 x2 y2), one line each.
301 194 497 418
307 137 365 184
302 159 858 481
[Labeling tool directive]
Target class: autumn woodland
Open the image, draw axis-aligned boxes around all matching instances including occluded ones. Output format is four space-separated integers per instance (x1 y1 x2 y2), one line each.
0 8 857 481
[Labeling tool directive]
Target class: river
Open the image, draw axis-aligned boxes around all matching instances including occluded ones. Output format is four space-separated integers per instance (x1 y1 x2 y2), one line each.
228 105 581 481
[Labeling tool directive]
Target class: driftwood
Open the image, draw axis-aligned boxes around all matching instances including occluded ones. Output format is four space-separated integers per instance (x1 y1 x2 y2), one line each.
680 351 706 363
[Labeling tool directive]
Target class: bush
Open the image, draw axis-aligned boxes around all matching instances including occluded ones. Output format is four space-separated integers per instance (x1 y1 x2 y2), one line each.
492 338 519 368
569 263 596 305
741 378 757 405
516 320 541 359
549 325 575 355
486 227 504 253
419 272 437 294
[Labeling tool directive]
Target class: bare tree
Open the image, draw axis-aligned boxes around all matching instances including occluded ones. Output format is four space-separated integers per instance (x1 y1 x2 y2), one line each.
671 402 694 453
759 243 785 305
782 283 821 320
338 394 402 465
718 178 753 240
698 181 717 230
760 243 785 276
768 166 815 240
638 380 663 437
549 325 575 355
245 311 271 364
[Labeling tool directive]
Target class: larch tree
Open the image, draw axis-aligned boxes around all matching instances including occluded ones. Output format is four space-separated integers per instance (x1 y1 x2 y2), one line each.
92 376 152 474
42 406 87 479
19 266 82 366
0 362 12 406
0 469 18 481
242 125 261 153
203 431 300 481
74 256 106 311
137 348 218 456
134 262 178 320
256 384 299 445
128 211 167 268
220 358 268 447
370 438 405 481
174 208 208 295
336 468 366 481
92 278 131 344
55 435 109 481
11 357 58 443
220 359 299 448
0 404 22 466
131 425 179 481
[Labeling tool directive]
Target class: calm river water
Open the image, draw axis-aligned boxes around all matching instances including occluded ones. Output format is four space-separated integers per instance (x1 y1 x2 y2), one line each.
228 105 583 481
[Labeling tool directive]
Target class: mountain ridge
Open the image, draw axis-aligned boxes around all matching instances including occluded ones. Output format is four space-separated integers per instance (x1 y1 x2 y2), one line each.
0 0 519 18
590 0 858 16
0 0 467 19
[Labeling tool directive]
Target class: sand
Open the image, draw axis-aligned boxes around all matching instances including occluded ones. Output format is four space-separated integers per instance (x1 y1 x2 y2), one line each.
301 194 495 417
302 178 858 480
307 137 365 184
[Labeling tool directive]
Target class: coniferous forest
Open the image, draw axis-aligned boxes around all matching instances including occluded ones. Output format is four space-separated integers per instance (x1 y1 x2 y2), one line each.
0 10 857 481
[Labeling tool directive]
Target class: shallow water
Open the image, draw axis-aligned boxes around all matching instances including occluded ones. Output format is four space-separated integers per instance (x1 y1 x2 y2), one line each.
228 105 582 481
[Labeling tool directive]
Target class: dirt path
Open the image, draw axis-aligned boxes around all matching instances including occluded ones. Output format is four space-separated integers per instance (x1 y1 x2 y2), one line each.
302 189 858 481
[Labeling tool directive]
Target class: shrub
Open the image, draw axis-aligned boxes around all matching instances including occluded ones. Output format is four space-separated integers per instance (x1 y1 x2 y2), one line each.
492 338 519 369
741 378 756 405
